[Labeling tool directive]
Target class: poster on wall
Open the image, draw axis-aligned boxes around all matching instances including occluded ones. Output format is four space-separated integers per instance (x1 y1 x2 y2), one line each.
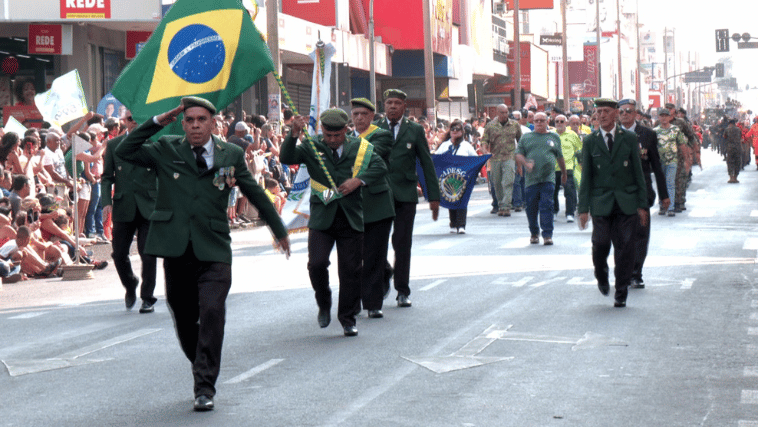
60 0 112 19
96 93 125 119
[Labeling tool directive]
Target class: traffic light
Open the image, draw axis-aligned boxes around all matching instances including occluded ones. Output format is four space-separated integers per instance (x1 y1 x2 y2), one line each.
715 63 725 78
715 29 730 52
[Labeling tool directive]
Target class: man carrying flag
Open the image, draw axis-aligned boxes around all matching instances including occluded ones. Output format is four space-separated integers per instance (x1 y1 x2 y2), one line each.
110 0 290 411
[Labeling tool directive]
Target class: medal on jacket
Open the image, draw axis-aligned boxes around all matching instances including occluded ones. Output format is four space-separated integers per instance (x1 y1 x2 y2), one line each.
406 143 412 149
213 166 235 190
322 188 336 204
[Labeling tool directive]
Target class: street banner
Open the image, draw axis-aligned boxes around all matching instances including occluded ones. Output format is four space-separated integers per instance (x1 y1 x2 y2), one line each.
33 69 88 127
112 0 274 136
417 152 491 209
280 164 311 233
308 42 335 136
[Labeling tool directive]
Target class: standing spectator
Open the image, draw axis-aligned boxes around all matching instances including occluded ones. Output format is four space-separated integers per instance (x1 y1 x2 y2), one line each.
481 104 522 217
578 98 648 308
435 119 478 233
375 89 440 308
515 112 566 246
84 124 107 242
746 117 758 169
552 115 582 222
101 110 158 313
42 131 74 204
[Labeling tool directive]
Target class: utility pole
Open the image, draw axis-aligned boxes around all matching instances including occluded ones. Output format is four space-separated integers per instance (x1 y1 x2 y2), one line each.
635 0 641 106
369 0 376 106
266 0 281 130
595 0 601 97
422 0 436 123
616 0 622 99
663 27 668 105
561 0 569 111
514 0 521 111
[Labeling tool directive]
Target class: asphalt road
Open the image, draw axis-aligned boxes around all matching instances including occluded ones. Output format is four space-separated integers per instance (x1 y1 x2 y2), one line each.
1 148 758 426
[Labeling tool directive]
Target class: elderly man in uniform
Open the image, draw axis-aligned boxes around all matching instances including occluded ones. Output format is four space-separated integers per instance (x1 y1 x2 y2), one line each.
280 108 386 336
101 109 158 313
349 97 394 318
618 99 669 289
117 96 290 412
375 89 440 308
578 98 648 308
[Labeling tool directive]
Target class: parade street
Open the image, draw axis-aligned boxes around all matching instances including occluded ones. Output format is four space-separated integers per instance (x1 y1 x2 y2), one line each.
2 147 758 427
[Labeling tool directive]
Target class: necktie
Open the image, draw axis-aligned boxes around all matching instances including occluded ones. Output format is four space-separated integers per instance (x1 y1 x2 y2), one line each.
193 146 208 173
390 120 398 139
606 133 614 152
332 148 340 164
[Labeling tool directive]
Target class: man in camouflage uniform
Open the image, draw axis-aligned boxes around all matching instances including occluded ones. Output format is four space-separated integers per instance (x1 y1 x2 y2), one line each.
725 119 743 183
481 104 522 216
654 109 686 217
666 104 694 212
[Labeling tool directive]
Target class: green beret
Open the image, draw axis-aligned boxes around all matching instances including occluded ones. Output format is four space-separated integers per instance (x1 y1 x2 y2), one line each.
593 98 618 109
350 97 375 111
383 89 407 101
319 108 349 129
181 96 216 114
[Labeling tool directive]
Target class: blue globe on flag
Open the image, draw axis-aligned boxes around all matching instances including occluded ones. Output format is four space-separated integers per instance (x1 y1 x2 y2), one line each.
168 24 225 84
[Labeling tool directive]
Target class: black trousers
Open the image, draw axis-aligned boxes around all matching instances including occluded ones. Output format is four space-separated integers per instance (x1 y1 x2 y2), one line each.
632 207 651 282
448 209 467 229
591 203 638 299
164 243 232 398
307 207 363 327
361 217 393 311
111 211 157 303
391 201 417 297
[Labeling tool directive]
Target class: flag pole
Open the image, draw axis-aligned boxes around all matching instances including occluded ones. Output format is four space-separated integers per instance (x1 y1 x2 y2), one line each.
271 70 339 192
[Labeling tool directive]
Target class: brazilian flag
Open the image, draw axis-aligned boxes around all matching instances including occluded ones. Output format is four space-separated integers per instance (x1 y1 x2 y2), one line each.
112 0 272 130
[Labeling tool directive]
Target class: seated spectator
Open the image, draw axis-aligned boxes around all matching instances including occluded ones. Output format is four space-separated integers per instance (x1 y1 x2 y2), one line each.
0 225 60 278
37 194 107 269
264 178 286 214
9 174 30 220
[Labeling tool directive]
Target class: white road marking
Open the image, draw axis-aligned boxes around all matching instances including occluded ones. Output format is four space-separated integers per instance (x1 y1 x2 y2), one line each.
421 237 472 250
8 312 48 319
490 276 533 287
261 241 307 255
499 238 532 249
749 327 758 336
739 421 758 427
742 390 758 404
680 278 695 290
751 313 758 322
567 277 596 286
530 277 567 288
224 359 284 384
57 328 162 359
745 239 758 250
420 279 446 291
688 209 715 218
744 367 758 377
751 210 758 217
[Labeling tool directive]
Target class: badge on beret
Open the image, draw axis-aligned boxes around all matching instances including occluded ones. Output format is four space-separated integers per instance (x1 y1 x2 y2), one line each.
623 160 628 167
173 173 180 179
407 143 412 150
549 141 554 147
118 166 122 170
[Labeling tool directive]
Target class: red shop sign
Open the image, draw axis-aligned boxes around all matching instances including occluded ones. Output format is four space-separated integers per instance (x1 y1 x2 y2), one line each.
28 25 62 55
60 0 111 19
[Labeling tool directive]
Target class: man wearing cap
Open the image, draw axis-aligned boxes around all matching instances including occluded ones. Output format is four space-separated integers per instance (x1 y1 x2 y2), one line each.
618 99 669 289
350 97 394 318
653 108 686 216
667 104 695 212
101 109 158 314
116 96 291 412
280 108 386 336
375 89 440 308
578 98 648 308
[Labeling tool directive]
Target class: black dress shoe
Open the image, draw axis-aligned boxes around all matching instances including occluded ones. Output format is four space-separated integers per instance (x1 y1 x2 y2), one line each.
317 308 331 328
125 288 137 310
193 395 214 411
397 294 412 307
629 279 645 289
597 281 610 296
614 299 627 308
343 325 358 336
139 300 155 313
367 309 383 318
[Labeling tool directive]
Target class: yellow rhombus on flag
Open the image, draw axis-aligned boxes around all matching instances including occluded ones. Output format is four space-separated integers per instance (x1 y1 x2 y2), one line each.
111 0 273 132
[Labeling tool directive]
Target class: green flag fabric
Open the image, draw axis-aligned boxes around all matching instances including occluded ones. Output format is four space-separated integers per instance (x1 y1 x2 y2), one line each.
111 0 273 129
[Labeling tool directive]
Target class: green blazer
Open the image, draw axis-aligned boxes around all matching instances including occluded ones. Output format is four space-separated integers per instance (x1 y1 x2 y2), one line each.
375 117 440 203
279 132 386 232
358 125 395 223
101 133 157 223
115 120 287 264
578 127 647 217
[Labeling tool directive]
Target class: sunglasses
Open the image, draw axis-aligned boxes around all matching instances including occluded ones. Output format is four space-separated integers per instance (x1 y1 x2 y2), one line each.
619 109 635 114
450 126 462 131
555 120 565 124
